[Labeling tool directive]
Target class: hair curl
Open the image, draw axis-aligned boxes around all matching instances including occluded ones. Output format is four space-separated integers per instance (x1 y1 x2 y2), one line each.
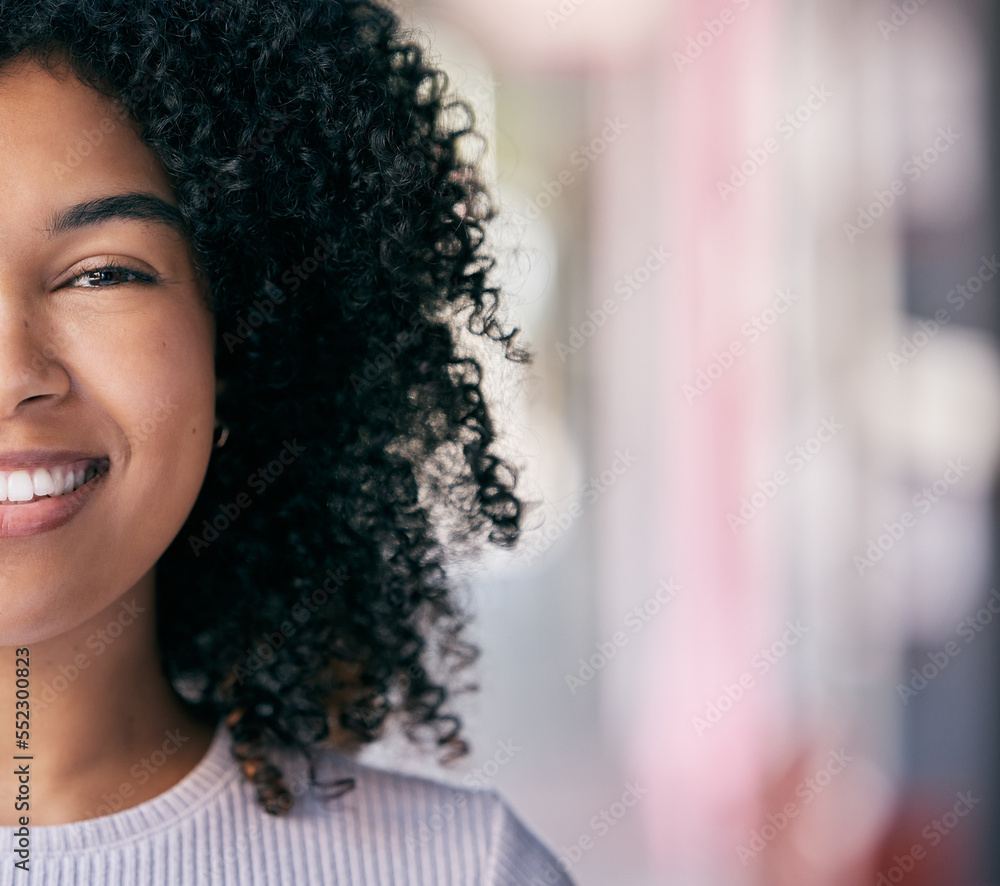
0 0 529 815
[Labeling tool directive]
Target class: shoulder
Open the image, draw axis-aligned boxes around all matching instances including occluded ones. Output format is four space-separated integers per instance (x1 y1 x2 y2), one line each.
263 746 576 886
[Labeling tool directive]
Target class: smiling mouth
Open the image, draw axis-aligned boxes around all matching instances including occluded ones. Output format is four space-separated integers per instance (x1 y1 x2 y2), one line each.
0 457 110 505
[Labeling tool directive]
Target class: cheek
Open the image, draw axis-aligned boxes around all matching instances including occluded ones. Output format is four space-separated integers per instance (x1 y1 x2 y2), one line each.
77 300 216 541
119 323 213 451
0 290 217 644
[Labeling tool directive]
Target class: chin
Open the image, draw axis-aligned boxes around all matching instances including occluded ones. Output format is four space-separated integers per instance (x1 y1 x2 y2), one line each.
0 580 111 647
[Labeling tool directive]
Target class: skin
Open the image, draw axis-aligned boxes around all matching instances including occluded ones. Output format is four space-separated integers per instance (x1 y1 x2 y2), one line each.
0 53 217 824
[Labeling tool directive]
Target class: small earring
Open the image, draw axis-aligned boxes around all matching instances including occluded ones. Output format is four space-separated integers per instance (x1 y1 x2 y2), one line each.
213 420 230 449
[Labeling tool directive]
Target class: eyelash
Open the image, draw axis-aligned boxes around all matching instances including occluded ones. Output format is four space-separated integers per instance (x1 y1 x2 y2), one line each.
64 263 159 289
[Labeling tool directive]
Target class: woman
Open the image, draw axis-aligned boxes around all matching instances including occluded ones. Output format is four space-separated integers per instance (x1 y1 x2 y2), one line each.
0 0 573 882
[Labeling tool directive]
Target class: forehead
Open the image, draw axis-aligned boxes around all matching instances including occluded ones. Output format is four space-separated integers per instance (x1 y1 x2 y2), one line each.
0 54 177 237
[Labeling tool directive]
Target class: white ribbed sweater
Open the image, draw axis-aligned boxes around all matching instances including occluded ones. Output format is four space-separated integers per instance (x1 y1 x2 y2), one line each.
0 720 574 885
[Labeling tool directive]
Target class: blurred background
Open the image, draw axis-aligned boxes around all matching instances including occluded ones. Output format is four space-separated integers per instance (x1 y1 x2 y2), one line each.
369 0 1000 883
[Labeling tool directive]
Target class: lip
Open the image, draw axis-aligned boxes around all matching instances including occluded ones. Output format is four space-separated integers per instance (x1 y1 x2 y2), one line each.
0 455 110 538
0 449 108 472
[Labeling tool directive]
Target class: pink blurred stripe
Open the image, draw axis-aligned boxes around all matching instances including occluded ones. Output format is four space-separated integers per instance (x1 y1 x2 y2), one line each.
625 0 784 876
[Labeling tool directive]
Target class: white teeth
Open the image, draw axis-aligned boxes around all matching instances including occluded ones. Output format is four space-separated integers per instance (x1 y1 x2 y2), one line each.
7 471 34 502
32 468 55 497
0 460 102 503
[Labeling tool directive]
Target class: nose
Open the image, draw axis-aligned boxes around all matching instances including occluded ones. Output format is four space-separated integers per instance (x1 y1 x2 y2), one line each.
0 307 72 420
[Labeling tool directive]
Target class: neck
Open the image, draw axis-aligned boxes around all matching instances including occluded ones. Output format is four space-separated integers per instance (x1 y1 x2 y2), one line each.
0 569 215 826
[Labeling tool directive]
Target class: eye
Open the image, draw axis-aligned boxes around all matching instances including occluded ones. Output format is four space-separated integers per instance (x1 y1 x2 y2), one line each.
64 264 158 288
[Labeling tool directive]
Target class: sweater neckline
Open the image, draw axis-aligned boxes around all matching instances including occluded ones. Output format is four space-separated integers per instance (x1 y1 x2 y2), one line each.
0 717 236 855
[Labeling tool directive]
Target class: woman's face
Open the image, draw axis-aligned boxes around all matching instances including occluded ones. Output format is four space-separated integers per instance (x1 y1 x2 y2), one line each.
0 54 216 643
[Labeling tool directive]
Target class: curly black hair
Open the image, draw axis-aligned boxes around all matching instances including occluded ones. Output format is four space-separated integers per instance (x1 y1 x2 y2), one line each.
0 0 529 815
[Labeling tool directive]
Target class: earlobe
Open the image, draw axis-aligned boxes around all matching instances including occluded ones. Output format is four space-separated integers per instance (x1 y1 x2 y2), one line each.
213 379 230 449
212 419 230 449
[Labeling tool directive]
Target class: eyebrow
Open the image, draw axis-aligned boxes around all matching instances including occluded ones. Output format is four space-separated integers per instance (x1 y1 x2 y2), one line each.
45 193 189 239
